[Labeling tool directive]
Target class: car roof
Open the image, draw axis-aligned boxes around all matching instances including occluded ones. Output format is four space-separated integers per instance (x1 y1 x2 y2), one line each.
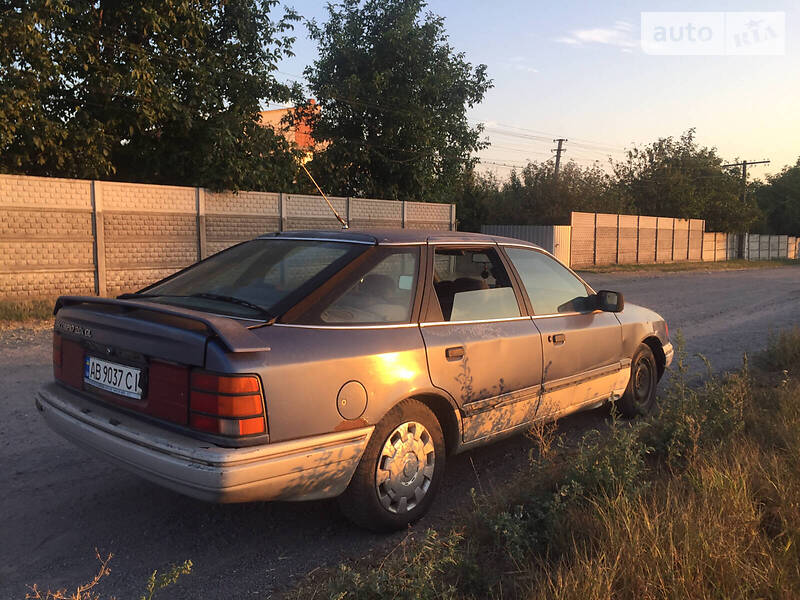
258 228 543 249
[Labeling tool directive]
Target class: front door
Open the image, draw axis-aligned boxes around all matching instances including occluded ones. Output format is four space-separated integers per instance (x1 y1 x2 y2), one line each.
419 245 544 444
503 246 628 415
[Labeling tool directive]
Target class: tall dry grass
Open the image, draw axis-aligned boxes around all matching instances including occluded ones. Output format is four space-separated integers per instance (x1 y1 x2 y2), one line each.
302 329 800 600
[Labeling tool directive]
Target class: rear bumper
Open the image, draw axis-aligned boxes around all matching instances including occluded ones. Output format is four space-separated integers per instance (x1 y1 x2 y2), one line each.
663 342 674 369
36 382 373 503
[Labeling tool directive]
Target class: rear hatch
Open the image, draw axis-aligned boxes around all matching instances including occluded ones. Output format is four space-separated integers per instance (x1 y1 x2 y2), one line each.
52 296 269 432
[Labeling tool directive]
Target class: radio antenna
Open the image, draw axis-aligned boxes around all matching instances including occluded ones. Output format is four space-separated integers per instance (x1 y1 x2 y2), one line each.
299 162 348 229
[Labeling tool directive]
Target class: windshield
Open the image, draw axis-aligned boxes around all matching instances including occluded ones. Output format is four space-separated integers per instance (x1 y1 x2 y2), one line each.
138 239 366 318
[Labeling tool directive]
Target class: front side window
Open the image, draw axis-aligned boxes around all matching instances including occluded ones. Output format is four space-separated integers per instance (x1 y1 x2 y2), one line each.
431 247 520 321
315 248 420 324
505 247 592 314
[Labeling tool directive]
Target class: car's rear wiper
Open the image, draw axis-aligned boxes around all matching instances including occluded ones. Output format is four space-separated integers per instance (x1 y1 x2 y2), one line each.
117 292 276 324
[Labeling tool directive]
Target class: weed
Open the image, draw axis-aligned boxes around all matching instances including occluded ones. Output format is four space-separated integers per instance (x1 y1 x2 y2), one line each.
0 298 54 323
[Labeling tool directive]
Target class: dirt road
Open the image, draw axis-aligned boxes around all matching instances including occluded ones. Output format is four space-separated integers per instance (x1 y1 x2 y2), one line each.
2 266 798 599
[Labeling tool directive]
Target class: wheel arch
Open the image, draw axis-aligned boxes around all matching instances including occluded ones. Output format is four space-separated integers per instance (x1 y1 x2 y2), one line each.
409 392 462 456
642 335 666 379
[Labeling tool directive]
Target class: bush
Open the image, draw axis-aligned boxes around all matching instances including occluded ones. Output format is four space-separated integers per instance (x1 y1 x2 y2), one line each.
764 326 800 373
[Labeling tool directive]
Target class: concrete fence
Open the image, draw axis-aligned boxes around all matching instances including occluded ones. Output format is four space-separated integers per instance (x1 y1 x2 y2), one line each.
483 211 798 269
570 212 707 268
745 233 798 260
0 174 455 300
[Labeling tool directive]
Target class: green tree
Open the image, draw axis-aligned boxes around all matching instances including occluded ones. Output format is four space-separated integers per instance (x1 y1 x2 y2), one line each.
300 0 491 202
0 0 301 190
754 159 800 235
610 129 760 231
497 160 620 225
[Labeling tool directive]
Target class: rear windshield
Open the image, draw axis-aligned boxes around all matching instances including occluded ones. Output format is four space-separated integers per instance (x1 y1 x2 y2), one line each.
140 239 366 318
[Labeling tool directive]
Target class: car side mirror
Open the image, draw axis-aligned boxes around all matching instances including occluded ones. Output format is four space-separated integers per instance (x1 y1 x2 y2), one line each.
596 290 624 312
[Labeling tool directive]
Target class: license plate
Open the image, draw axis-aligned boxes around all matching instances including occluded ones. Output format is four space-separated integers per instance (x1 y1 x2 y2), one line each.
84 356 143 399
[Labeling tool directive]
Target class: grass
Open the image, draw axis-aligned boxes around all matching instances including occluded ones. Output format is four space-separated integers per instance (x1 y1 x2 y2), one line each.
26 553 192 600
577 257 799 274
288 329 800 599
0 298 55 324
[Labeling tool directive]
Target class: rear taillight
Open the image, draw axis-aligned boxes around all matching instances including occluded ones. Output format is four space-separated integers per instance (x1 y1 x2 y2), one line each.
189 372 266 437
54 334 83 388
53 332 63 379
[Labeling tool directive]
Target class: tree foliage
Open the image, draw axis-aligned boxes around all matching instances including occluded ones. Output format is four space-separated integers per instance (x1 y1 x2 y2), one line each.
300 0 491 202
0 0 302 190
458 130 771 233
611 129 759 231
754 159 800 235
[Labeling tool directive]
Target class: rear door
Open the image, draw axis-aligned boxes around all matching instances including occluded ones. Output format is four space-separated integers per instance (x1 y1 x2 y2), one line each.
419 244 544 444
502 246 628 415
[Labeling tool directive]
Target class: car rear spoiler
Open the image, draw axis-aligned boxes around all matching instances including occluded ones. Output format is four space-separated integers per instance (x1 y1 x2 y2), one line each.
54 296 271 353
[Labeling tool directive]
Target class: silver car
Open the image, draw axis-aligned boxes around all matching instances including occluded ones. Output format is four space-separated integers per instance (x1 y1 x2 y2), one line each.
37 229 672 531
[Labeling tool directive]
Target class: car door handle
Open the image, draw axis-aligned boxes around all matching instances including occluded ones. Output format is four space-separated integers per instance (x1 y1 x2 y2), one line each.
549 333 566 346
445 346 465 361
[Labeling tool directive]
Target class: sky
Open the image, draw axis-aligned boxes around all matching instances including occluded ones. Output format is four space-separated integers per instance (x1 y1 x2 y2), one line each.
273 0 800 179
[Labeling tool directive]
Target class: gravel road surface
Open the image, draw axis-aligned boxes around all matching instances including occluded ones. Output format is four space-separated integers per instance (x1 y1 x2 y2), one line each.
2 266 798 599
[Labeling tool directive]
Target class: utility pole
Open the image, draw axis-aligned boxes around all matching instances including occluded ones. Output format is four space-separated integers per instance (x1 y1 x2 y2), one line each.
552 138 567 181
721 159 770 258
721 159 770 204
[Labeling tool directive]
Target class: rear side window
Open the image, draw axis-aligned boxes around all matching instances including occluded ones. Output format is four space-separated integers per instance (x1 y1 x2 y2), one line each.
505 248 591 314
320 249 419 324
430 247 520 321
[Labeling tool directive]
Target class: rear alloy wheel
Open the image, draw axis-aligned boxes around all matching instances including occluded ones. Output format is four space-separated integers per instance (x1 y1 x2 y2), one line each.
618 343 659 417
338 399 445 531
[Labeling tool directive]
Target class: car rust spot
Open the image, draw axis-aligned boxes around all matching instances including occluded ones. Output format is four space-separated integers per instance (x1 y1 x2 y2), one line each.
334 418 368 432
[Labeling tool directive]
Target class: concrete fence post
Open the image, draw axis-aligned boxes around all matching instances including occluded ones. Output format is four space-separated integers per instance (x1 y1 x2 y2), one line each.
686 222 691 260
714 232 718 261
700 228 704 261
654 219 659 263
450 203 456 231
278 192 287 231
346 196 351 227
615 214 620 264
768 235 772 260
196 187 206 261
401 200 407 228
90 180 106 297
635 215 640 263
593 213 598 266
670 218 676 262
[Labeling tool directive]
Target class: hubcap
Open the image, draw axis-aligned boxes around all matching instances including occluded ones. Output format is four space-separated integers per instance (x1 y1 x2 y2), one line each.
375 421 435 514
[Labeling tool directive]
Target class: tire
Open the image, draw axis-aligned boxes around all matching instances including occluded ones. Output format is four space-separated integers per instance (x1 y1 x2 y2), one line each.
618 343 659 417
338 399 445 532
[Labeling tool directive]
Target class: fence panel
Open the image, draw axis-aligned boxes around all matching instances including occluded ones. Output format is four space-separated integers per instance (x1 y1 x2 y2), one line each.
726 234 739 260
570 212 596 268
688 219 704 261
673 218 689 261
702 233 715 261
637 216 657 264
656 217 674 262
618 214 638 264
595 213 618 265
